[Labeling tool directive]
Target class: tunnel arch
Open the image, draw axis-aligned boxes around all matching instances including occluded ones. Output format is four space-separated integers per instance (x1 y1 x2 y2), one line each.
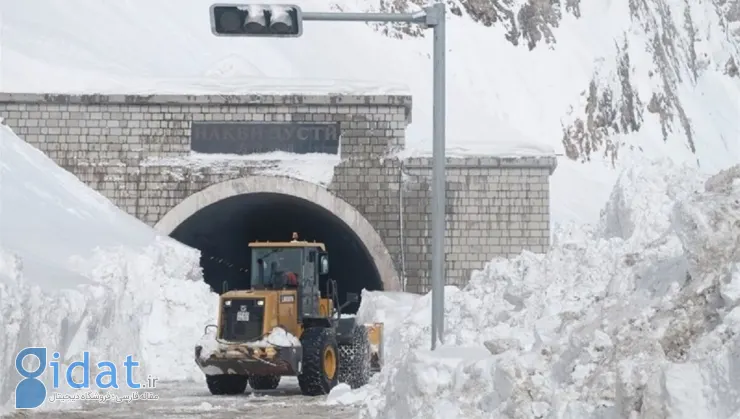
155 175 401 293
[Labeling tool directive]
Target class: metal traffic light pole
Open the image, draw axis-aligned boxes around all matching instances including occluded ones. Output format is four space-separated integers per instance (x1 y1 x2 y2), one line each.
211 3 447 350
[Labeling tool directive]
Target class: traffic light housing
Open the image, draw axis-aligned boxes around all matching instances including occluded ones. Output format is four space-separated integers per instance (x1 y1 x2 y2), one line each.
210 4 303 37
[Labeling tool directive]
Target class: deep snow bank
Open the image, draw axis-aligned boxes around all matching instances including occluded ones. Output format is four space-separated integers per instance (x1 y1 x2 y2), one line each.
350 159 740 419
0 123 158 289
0 125 218 407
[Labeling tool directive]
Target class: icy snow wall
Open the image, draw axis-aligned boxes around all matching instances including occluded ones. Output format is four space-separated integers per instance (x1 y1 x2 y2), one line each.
0 124 218 407
352 159 740 419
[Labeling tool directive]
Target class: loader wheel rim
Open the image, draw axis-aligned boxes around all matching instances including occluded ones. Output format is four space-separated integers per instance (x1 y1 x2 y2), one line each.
323 346 337 379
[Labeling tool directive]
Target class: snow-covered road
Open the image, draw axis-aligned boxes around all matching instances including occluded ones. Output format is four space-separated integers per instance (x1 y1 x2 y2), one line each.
25 379 358 419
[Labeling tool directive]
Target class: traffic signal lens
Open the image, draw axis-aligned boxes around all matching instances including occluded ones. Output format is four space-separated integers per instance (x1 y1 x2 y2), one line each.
214 7 244 33
269 7 292 34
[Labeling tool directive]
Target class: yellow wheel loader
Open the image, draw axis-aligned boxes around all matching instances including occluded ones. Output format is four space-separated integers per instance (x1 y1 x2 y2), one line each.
194 234 384 396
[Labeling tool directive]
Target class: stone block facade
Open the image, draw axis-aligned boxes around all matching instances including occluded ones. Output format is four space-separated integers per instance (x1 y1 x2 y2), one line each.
397 156 552 292
0 93 556 293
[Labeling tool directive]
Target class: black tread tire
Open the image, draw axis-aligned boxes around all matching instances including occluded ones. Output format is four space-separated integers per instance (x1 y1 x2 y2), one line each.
338 325 372 389
297 327 339 396
205 374 248 395
248 374 281 390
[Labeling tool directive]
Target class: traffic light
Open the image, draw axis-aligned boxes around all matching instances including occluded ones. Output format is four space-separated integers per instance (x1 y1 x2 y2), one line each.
210 4 303 37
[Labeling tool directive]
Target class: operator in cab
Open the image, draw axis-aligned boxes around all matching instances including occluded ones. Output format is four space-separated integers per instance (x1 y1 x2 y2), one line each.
265 259 299 288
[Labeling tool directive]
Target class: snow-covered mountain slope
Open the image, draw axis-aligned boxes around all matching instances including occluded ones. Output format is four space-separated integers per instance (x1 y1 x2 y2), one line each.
1 0 738 222
383 0 739 162
0 124 217 408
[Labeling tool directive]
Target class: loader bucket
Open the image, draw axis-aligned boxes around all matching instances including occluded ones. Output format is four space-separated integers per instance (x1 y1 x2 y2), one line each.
195 343 303 376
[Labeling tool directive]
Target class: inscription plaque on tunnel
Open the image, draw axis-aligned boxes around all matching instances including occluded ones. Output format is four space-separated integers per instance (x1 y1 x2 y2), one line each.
191 122 340 155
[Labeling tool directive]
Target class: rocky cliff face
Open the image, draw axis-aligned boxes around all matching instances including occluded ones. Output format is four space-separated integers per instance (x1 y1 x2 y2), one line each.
359 0 739 166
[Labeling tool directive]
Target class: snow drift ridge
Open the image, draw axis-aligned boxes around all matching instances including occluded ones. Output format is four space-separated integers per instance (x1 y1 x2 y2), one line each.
349 159 740 419
0 125 218 408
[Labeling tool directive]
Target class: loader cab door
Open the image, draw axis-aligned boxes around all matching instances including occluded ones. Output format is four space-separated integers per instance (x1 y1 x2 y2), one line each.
300 248 322 318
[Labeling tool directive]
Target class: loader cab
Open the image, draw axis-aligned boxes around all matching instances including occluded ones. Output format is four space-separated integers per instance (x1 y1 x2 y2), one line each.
248 234 330 319
249 247 328 288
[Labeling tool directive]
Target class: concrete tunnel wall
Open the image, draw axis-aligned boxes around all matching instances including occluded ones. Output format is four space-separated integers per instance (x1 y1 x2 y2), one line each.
153 175 402 292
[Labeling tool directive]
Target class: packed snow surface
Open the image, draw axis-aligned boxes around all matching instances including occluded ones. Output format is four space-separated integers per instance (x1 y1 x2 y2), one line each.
0 125 218 408
334 160 740 419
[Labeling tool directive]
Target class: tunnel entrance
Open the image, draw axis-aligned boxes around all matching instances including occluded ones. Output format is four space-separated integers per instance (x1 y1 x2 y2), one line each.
170 192 381 312
157 176 400 314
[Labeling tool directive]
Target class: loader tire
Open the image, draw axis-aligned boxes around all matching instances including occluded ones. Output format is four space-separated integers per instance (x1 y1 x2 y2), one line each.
248 374 281 390
205 374 248 395
338 325 372 389
297 327 339 396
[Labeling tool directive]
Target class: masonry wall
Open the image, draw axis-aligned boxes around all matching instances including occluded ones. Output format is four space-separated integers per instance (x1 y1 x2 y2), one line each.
0 93 557 294
0 93 413 288
0 93 409 162
398 156 553 293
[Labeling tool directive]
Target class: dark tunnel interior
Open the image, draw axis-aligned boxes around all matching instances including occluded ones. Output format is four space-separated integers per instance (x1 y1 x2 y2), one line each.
170 192 383 313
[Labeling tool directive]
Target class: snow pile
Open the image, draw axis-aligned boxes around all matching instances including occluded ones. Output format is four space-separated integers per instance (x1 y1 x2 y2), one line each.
0 125 218 407
196 326 301 364
326 383 368 406
251 327 301 348
195 329 221 362
355 290 422 356
351 159 740 419
355 290 422 328
0 240 218 409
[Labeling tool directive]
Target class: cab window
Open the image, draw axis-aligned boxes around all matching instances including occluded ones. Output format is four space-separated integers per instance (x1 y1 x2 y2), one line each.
251 247 303 288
